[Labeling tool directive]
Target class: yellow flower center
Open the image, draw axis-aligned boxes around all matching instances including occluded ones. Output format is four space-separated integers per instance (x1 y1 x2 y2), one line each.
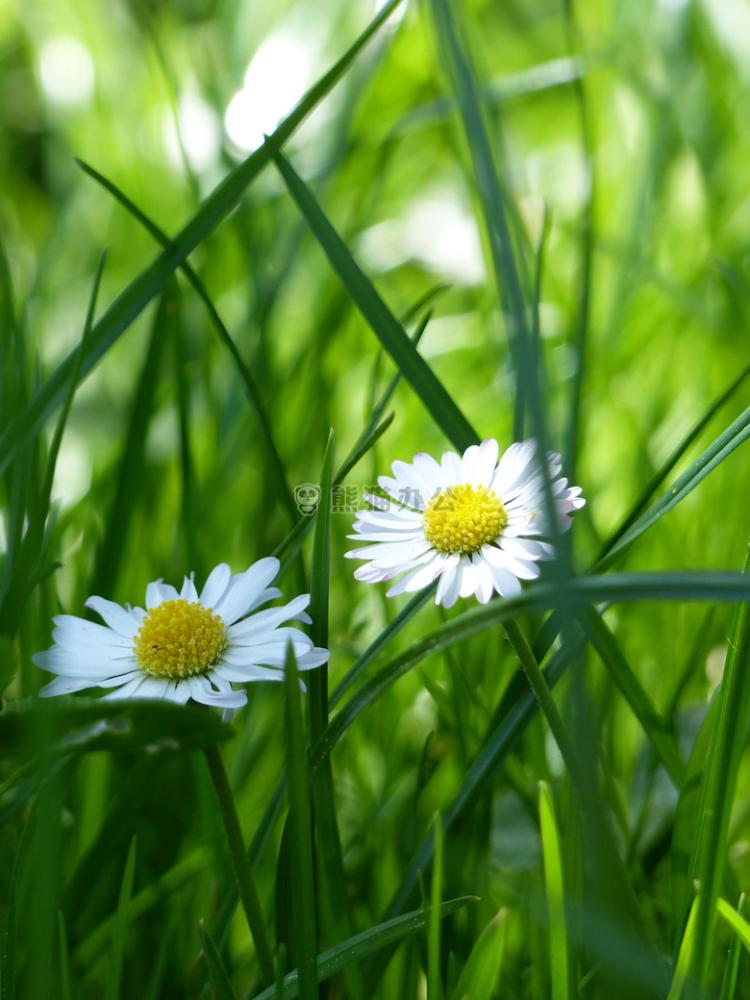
423 484 508 555
134 600 227 679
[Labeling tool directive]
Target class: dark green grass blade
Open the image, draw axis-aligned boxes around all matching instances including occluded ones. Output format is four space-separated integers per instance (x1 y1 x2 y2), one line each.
308 432 334 742
685 555 750 992
270 147 478 451
450 910 506 1000
76 158 297 521
0 255 105 633
427 815 444 1000
427 0 530 435
283 649 318 1000
578 608 685 785
90 287 173 598
0 0 404 477
306 432 357 988
250 898 474 1000
1 698 233 757
172 303 198 570
57 911 72 1000
601 362 750 559
105 837 137 1000
601 403 750 567
199 921 238 1000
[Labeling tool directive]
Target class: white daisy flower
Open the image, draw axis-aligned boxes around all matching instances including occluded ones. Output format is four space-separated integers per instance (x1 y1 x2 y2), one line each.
346 438 585 609
33 558 329 708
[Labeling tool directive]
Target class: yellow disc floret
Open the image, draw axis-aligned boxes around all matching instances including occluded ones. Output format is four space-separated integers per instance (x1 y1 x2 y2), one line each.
134 599 227 679
423 484 508 555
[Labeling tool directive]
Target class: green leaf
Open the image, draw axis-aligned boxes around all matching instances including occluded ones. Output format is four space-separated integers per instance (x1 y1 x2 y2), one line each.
538 783 570 1000
250 898 475 1000
105 837 137 1000
0 0 404 478
450 910 506 1000
199 920 238 1000
271 146 478 452
0 697 234 757
284 648 318 999
57 911 72 1000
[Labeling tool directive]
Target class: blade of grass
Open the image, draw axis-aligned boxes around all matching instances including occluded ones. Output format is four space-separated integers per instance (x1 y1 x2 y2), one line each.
427 814 444 1000
717 896 750 954
601 362 750 559
666 896 699 1000
718 895 745 999
199 920 239 1000
249 898 475 1000
203 744 275 986
601 404 750 567
284 647 318 1000
578 608 685 785
538 782 571 1000
76 158 298 521
0 0 404 477
57 911 72 1000
270 146 478 452
105 836 137 1000
685 551 750 994
427 0 531 437
450 910 506 1000
90 286 173 598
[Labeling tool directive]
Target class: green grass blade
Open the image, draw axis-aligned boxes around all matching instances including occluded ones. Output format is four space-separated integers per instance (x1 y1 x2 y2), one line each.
427 814 444 1000
308 431 334 742
578 608 685 785
686 556 750 992
283 647 318 1000
0 0 404 478
718 896 745 999
716 897 750 951
57 911 72 1000
601 405 750 567
91 286 173 598
199 920 238 1000
666 895 699 1000
76 158 298 521
105 836 137 1000
601 362 750 559
270 146 478 451
250 898 474 1000
427 0 530 435
538 782 570 1000
450 910 506 1000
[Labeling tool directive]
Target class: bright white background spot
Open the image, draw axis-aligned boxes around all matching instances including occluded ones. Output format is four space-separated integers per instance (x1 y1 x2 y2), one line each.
52 435 92 506
163 92 221 173
225 27 317 153
359 191 485 285
38 37 95 108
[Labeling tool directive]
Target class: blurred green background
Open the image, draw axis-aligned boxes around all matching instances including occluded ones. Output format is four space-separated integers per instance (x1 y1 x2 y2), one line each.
3 0 750 996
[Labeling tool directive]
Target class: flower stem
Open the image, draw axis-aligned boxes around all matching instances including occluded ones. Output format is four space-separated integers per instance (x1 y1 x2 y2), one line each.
202 744 275 986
